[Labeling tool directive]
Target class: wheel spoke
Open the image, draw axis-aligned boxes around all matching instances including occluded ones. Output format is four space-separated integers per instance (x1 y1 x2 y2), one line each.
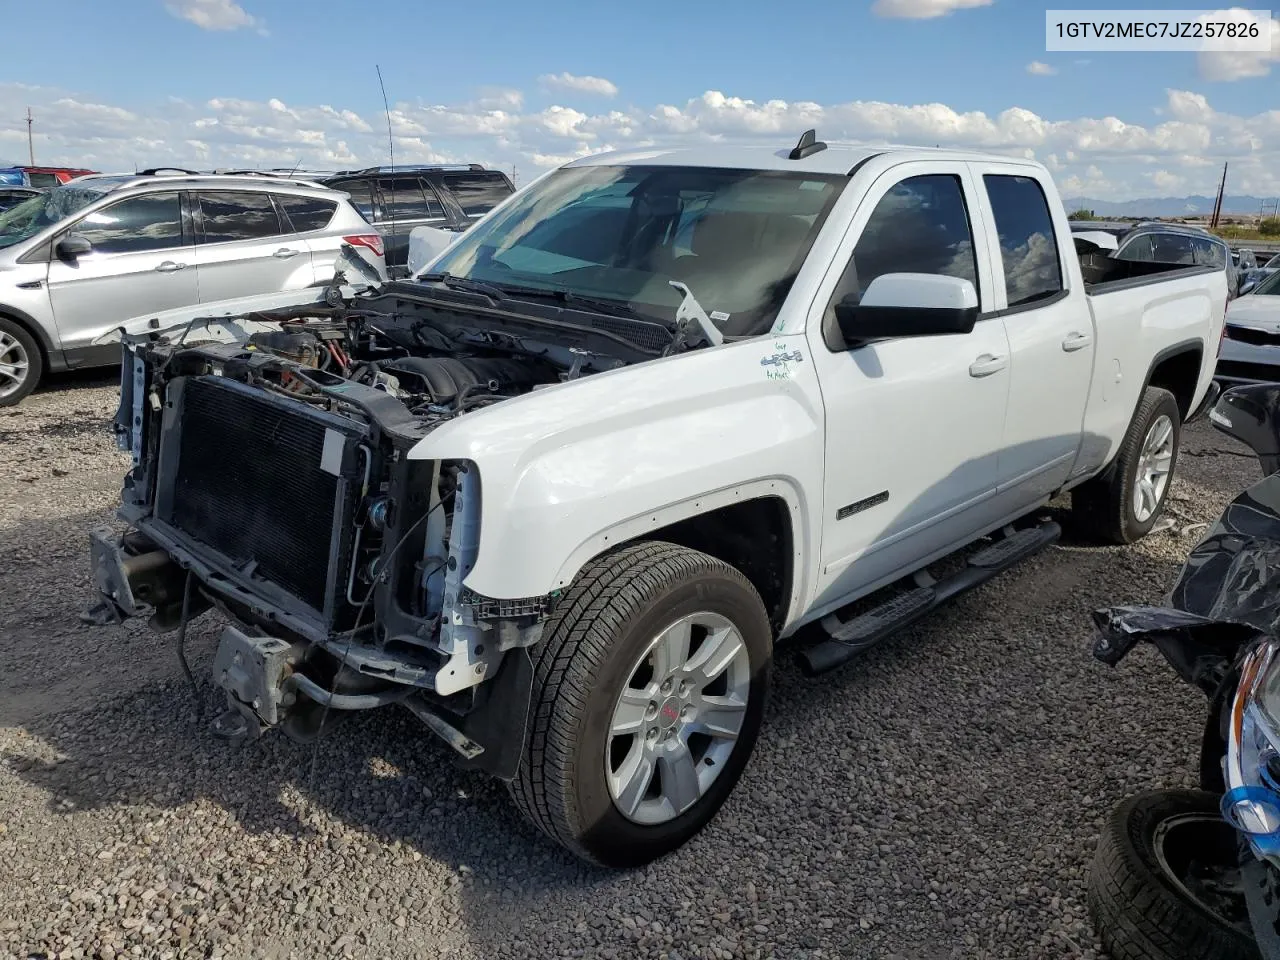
658 741 701 814
1141 478 1157 513
691 695 746 741
686 626 744 686
612 744 656 818
1153 419 1173 452
0 361 26 384
653 619 692 678
610 687 652 737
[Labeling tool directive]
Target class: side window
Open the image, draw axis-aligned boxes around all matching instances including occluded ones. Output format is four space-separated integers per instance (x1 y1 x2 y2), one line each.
983 174 1064 307
827 173 978 310
1150 234 1195 265
275 194 338 233
336 180 376 221
1191 237 1225 268
27 173 59 189
376 177 444 221
198 191 284 243
1117 235 1155 262
71 192 183 254
441 172 513 216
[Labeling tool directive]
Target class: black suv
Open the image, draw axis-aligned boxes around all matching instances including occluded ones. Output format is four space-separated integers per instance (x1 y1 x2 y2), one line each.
321 164 515 275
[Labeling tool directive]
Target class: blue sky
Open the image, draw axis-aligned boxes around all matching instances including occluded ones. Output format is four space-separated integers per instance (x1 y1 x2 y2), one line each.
1 0 1278 200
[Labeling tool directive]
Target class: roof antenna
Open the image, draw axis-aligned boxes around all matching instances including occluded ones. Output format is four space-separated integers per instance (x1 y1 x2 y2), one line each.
376 64 397 248
788 128 827 160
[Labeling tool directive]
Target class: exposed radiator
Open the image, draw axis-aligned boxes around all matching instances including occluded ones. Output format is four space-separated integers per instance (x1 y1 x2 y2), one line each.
156 376 363 618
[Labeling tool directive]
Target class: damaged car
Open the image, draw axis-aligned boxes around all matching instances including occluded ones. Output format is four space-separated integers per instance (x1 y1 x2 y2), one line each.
86 135 1228 866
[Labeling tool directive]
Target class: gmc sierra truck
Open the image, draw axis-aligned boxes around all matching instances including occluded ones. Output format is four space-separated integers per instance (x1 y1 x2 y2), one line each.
85 132 1227 868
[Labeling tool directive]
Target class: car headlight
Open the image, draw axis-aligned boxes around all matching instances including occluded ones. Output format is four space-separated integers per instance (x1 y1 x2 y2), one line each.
1222 640 1280 861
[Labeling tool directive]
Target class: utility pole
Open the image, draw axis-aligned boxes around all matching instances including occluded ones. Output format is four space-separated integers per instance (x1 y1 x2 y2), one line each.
512 164 518 187
1210 161 1228 230
25 108 34 166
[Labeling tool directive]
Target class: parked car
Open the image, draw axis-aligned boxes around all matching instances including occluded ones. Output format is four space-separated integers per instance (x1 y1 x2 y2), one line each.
0 165 98 187
1216 270 1280 385
0 186 44 212
1071 220 1237 297
320 164 515 275
1241 253 1280 295
0 171 385 405
86 134 1226 867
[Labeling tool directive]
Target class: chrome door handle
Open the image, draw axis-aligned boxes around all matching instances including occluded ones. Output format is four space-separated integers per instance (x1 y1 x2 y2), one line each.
273 248 300 259
1062 332 1093 352
968 354 1007 378
155 261 187 273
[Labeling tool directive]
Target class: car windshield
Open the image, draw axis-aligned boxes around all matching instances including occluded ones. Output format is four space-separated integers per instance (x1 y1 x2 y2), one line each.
0 183 110 249
1254 271 1280 295
426 164 846 337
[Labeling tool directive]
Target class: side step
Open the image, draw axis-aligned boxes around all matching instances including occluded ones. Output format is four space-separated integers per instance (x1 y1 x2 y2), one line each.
797 520 1060 676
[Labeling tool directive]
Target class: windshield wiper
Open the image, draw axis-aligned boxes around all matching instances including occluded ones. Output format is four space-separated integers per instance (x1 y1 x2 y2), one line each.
489 283 657 323
416 272 508 300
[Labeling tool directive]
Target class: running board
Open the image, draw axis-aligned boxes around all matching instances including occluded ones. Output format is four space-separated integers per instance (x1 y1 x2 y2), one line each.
797 521 1061 676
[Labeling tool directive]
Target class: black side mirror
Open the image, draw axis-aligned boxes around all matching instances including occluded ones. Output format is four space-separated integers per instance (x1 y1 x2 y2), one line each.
835 272 980 344
1211 383 1280 476
56 233 93 261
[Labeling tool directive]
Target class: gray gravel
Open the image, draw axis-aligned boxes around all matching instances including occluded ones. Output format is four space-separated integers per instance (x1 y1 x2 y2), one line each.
0 369 1260 960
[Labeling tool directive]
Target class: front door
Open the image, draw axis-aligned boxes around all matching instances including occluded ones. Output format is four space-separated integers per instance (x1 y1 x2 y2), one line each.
46 191 198 352
807 163 1011 611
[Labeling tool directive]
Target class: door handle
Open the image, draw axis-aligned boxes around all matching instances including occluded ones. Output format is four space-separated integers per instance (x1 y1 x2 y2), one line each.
155 261 187 273
968 354 1007 378
273 248 300 259
1062 332 1093 352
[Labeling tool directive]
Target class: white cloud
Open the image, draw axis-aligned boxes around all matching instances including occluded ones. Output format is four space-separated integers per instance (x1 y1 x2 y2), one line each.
7 82 1280 201
872 0 992 19
1026 61 1057 76
1199 11 1280 81
164 0 263 32
538 72 619 98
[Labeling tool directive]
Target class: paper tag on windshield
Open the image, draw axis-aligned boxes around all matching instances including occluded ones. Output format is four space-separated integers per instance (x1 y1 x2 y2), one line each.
710 311 730 323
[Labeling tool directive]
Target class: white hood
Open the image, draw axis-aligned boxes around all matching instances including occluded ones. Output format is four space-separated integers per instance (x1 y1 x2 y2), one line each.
1227 295 1280 331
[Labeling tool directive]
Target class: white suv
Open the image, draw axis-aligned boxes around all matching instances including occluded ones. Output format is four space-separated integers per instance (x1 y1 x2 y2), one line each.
0 171 387 405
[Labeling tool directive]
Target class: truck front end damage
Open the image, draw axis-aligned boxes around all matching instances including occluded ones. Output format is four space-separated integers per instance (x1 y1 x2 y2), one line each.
83 282 663 777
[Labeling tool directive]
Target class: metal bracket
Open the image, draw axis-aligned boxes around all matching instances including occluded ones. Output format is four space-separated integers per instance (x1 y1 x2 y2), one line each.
211 625 295 727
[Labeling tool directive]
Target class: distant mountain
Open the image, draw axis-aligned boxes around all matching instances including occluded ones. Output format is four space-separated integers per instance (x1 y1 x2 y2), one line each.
1065 195 1276 218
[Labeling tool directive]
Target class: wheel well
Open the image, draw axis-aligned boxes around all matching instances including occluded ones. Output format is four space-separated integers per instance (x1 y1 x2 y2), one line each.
641 497 794 632
1147 346 1202 419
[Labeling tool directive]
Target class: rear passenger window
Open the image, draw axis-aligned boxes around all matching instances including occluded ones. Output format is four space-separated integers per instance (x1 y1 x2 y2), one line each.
827 174 978 310
376 177 444 221
442 172 513 216
276 195 337 233
335 180 376 220
198 191 283 243
983 175 1063 307
1192 237 1226 268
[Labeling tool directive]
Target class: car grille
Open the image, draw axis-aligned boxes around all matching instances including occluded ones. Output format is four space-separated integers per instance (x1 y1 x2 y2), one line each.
1216 359 1280 384
159 376 362 617
1226 325 1280 347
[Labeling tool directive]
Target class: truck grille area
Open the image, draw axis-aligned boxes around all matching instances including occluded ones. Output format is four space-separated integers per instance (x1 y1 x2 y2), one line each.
158 377 361 616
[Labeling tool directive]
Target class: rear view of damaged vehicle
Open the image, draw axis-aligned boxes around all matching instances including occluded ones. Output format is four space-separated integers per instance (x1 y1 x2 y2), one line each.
86 136 1226 866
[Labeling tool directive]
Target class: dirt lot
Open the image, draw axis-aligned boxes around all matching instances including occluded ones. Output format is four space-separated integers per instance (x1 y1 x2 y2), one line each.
0 370 1259 960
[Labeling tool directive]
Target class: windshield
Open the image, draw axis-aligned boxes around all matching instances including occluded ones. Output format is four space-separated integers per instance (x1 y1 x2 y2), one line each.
0 184 109 250
1255 271 1280 296
426 164 846 337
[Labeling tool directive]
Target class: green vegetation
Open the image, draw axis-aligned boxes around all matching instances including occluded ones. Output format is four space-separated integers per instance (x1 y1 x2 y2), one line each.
1067 208 1095 221
1262 218 1280 237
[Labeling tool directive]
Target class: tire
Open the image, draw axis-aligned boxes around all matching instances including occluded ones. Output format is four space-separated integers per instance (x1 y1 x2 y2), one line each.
0 316 43 407
509 540 772 867
1087 789 1259 960
1072 386 1181 544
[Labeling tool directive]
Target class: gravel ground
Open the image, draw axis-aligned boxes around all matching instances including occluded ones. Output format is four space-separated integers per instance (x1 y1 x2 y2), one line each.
0 370 1261 960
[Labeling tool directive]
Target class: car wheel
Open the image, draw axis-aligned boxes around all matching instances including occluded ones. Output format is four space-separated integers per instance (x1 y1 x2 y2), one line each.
1088 789 1259 960
1072 386 1181 544
510 540 772 867
0 317 42 407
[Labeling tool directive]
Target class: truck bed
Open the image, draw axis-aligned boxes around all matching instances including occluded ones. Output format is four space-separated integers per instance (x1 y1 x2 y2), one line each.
1079 252 1219 295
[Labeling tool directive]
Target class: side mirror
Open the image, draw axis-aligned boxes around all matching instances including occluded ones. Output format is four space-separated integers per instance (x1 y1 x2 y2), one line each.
835 273 979 344
56 233 92 261
1210 383 1280 476
1241 280 1258 296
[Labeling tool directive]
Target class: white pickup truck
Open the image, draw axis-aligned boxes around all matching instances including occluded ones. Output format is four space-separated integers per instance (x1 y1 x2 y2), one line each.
86 132 1226 868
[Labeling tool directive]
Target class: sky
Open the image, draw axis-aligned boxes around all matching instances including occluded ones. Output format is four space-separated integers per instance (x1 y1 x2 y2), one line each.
1 0 1278 201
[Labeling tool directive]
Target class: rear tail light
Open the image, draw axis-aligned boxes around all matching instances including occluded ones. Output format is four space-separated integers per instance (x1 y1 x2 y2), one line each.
343 234 384 259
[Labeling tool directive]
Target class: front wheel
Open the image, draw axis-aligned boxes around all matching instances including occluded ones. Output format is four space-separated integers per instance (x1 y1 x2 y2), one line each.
0 317 42 407
509 541 772 867
1072 385 1181 544
1087 789 1259 960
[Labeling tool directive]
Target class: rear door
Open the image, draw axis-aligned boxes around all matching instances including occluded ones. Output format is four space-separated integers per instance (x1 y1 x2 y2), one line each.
192 190 312 302
46 190 198 351
374 175 449 268
274 192 341 281
968 166 1094 507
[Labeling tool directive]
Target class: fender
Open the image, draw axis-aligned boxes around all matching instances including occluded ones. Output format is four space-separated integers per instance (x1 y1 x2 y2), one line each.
0 302 61 370
408 333 824 616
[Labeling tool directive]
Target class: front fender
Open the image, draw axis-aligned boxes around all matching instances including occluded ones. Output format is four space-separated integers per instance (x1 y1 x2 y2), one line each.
409 335 824 615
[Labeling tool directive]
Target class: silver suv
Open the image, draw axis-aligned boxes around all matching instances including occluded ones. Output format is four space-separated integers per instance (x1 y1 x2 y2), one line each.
0 171 387 405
